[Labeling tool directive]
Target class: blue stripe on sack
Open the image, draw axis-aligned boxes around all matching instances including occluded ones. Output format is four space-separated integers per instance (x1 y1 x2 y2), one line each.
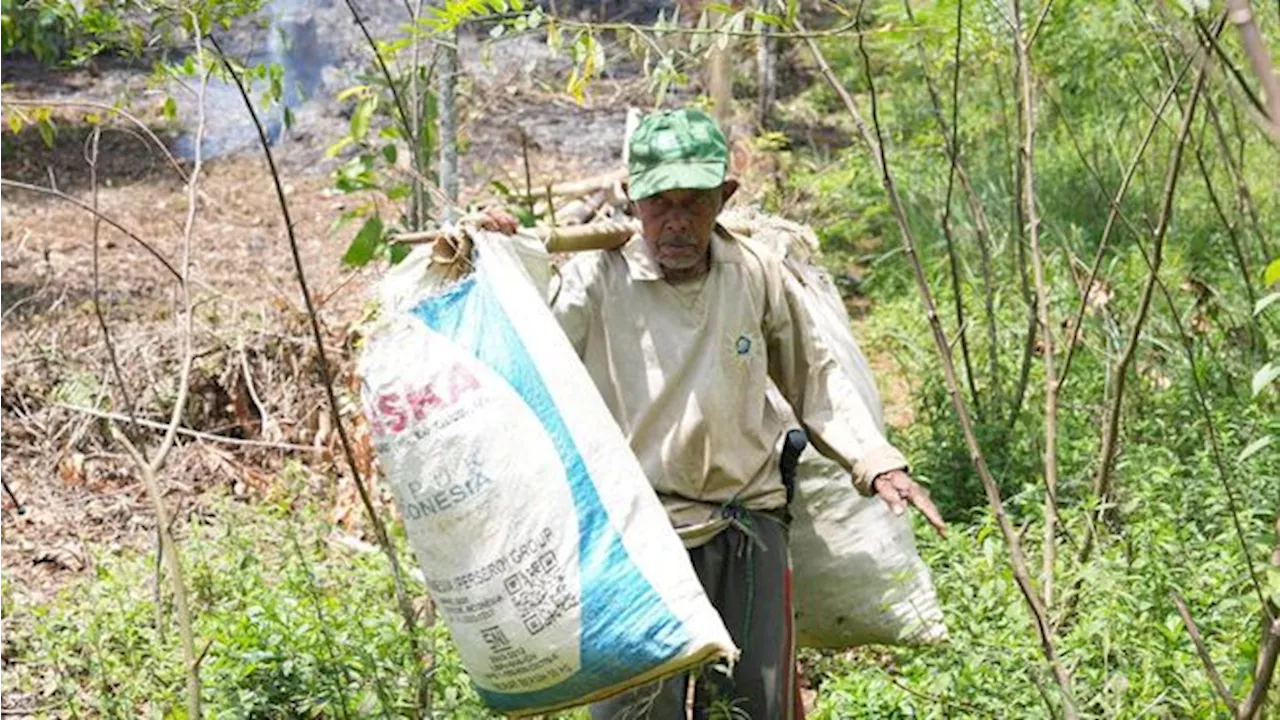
413 273 691 710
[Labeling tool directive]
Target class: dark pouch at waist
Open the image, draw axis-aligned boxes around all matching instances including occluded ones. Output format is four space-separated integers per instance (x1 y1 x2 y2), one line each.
779 428 808 507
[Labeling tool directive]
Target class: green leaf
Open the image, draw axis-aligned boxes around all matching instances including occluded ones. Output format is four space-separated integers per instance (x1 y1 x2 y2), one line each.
325 136 354 159
163 96 177 121
382 144 397 164
350 96 377 142
1255 292 1280 317
1253 362 1280 397
37 119 54 147
546 19 561 55
1265 258 1280 287
752 11 784 26
342 216 384 268
386 183 413 201
337 85 370 102
7 113 23 134
388 242 411 265
1237 436 1273 464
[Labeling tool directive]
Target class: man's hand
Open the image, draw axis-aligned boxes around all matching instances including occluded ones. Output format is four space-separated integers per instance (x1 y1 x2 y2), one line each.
872 469 946 538
476 208 520 235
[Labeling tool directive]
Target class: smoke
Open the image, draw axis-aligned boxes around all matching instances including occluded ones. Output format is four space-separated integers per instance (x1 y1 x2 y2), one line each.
175 0 331 161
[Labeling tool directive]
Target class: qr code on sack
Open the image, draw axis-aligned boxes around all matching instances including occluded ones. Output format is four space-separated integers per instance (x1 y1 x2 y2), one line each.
502 551 575 635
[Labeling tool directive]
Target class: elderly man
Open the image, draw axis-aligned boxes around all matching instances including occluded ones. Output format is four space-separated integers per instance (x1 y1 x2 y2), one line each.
490 108 944 719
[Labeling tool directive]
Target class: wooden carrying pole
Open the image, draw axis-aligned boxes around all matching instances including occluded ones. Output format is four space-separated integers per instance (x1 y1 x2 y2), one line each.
391 218 756 255
391 220 640 254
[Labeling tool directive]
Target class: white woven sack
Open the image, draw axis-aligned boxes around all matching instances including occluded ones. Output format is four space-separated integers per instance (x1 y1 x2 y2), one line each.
739 212 948 649
359 230 736 716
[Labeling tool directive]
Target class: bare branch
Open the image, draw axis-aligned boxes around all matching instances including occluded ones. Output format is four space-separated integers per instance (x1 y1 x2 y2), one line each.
342 0 430 231
110 423 202 719
900 0 983 415
800 18 1078 718
1200 91 1274 261
139 22 209 718
409 0 428 229
1176 518 1280 720
1240 618 1280 719
1093 59 1209 506
85 127 139 434
1027 0 1056 48
1175 5 1280 142
1226 0 1280 129
1193 14 1269 119
1140 264 1273 632
1191 123 1261 328
1057 30 1204 393
0 179 182 283
1172 591 1239 715
56 404 323 453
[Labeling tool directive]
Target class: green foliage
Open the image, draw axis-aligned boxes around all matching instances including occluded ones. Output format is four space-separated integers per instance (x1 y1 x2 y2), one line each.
0 0 262 66
1 494 591 718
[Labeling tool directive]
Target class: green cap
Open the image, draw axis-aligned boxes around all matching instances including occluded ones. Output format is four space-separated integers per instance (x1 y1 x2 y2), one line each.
627 108 728 201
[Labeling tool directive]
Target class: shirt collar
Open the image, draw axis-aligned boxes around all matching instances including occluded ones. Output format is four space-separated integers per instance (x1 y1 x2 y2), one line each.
619 223 744 282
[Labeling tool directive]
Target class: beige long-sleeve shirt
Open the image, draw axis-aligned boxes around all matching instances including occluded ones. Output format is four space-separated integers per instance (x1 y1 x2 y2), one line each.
552 225 907 542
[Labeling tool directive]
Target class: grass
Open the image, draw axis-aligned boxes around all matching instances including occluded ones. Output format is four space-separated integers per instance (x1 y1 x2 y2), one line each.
2 489 509 719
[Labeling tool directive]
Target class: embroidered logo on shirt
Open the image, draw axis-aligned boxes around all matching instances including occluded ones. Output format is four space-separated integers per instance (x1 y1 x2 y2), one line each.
735 335 752 355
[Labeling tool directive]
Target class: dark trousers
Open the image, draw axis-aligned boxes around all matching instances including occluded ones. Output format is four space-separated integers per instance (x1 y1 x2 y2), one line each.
590 510 797 720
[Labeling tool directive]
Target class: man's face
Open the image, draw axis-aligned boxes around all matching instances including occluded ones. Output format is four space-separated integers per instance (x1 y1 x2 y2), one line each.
633 182 737 275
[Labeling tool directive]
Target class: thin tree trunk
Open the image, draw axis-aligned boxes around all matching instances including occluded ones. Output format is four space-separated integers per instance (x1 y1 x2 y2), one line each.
756 0 778 129
439 24 460 219
1009 0 1060 609
1226 0 1280 129
410 0 427 230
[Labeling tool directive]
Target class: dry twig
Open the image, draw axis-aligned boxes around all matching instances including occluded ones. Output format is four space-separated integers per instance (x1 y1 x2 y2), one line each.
0 179 181 282
57 404 322 453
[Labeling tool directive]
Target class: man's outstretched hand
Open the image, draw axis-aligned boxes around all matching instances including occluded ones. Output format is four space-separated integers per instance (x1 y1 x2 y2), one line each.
476 208 520 235
872 469 946 538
